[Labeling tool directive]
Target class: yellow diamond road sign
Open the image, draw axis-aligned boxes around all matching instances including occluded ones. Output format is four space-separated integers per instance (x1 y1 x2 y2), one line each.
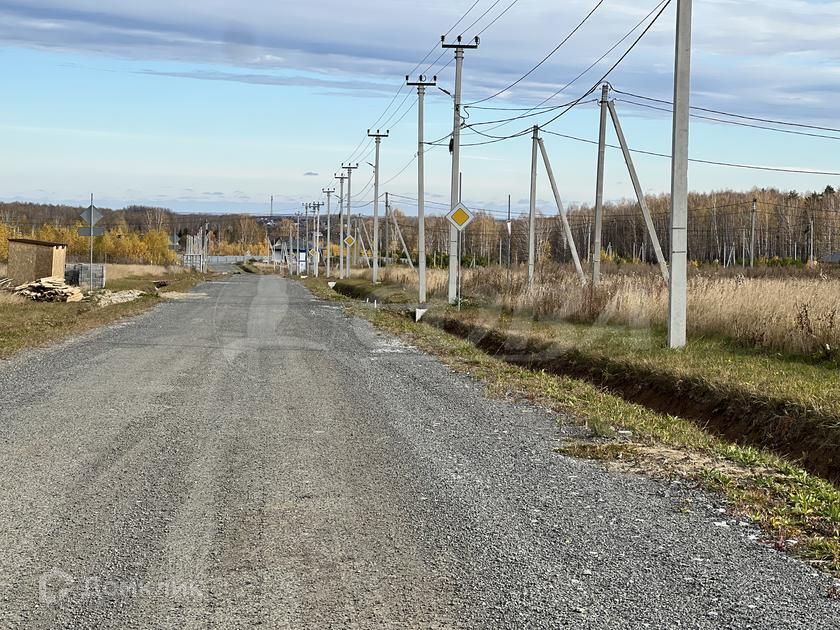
344 235 356 247
446 204 474 231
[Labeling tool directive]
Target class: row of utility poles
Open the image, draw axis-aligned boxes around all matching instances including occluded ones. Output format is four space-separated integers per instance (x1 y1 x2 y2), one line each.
306 0 692 347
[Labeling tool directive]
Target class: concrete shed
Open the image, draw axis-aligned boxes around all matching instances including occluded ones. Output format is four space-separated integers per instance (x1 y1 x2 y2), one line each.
7 238 68 285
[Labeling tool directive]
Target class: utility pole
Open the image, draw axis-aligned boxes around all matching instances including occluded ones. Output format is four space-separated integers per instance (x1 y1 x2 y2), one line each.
407 73 437 304
312 201 324 276
342 163 359 277
608 101 669 282
592 83 609 285
304 203 312 274
323 187 335 277
750 197 757 268
384 191 390 265
528 126 539 285
442 34 479 304
335 172 348 278
667 0 693 349
368 129 389 283
507 194 512 268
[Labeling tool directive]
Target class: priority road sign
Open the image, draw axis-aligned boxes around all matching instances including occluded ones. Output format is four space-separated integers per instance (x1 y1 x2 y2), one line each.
344 235 356 247
80 206 102 226
446 203 474 231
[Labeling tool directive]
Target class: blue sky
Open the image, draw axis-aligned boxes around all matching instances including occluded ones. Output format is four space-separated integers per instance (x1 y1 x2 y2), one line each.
2 0 840 216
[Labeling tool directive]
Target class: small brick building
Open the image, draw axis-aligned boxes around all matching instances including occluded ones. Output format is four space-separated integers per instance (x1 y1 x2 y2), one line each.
7 238 68 285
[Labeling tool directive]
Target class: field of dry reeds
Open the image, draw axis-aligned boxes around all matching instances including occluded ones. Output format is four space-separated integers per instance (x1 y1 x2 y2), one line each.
364 264 840 358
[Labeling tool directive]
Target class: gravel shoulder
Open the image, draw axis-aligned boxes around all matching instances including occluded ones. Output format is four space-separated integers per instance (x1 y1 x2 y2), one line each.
0 275 836 628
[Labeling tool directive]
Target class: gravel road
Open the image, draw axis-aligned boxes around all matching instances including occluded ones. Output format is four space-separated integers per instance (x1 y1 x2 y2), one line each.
0 275 837 628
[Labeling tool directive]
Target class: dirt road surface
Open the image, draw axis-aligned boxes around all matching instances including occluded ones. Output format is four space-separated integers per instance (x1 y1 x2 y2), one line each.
0 275 836 628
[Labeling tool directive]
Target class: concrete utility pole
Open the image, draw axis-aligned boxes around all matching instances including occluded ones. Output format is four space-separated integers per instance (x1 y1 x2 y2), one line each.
89 194 95 287
388 193 415 271
592 83 609 285
750 197 757 268
312 201 324 277
528 126 539 285
407 73 437 304
537 137 586 284
668 0 693 349
507 194 512 267
335 172 348 278
608 101 669 282
342 163 359 278
368 129 389 283
303 203 310 274
442 35 479 304
323 188 335 277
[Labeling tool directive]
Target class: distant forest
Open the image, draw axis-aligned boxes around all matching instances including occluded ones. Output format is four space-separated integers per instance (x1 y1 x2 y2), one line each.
2 185 840 266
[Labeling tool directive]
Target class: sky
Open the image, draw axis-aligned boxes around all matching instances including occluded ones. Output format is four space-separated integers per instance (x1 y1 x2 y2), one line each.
3 0 840 216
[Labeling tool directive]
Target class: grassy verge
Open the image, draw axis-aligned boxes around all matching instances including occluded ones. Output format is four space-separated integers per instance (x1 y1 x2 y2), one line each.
304 276 840 577
0 271 209 359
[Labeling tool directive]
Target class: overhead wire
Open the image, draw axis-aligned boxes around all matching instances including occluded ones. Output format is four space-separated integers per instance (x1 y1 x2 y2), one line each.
467 0 671 137
614 97 840 142
467 0 605 106
612 88 840 135
540 128 840 177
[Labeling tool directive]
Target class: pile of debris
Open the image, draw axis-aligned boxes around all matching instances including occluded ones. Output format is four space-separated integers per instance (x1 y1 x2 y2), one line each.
14 277 84 303
91 289 145 307
0 277 12 290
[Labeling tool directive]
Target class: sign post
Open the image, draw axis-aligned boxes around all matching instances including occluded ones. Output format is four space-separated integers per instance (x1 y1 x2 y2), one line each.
445 203 474 310
79 195 103 290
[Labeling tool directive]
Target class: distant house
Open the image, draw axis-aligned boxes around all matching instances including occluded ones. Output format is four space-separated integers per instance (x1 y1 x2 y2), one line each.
7 238 67 285
821 252 840 264
274 239 316 273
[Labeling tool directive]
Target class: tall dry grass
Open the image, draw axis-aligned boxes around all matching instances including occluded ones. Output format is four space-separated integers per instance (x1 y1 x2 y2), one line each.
369 265 840 357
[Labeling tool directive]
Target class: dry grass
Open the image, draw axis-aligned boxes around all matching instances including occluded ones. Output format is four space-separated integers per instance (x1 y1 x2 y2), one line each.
0 262 7 277
0 270 207 359
369 265 840 358
106 264 185 281
0 291 24 304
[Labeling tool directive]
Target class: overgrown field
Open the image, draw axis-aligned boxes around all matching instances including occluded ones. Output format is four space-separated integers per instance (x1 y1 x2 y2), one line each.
366 264 840 359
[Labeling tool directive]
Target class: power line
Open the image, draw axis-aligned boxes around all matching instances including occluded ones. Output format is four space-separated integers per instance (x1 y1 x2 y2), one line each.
468 0 671 136
541 128 840 177
467 0 605 106
459 0 505 38
476 0 521 36
339 0 496 165
612 88 840 135
537 0 673 130
615 97 840 142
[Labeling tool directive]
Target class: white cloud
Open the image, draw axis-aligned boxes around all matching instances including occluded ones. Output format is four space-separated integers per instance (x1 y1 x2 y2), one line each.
2 0 839 123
